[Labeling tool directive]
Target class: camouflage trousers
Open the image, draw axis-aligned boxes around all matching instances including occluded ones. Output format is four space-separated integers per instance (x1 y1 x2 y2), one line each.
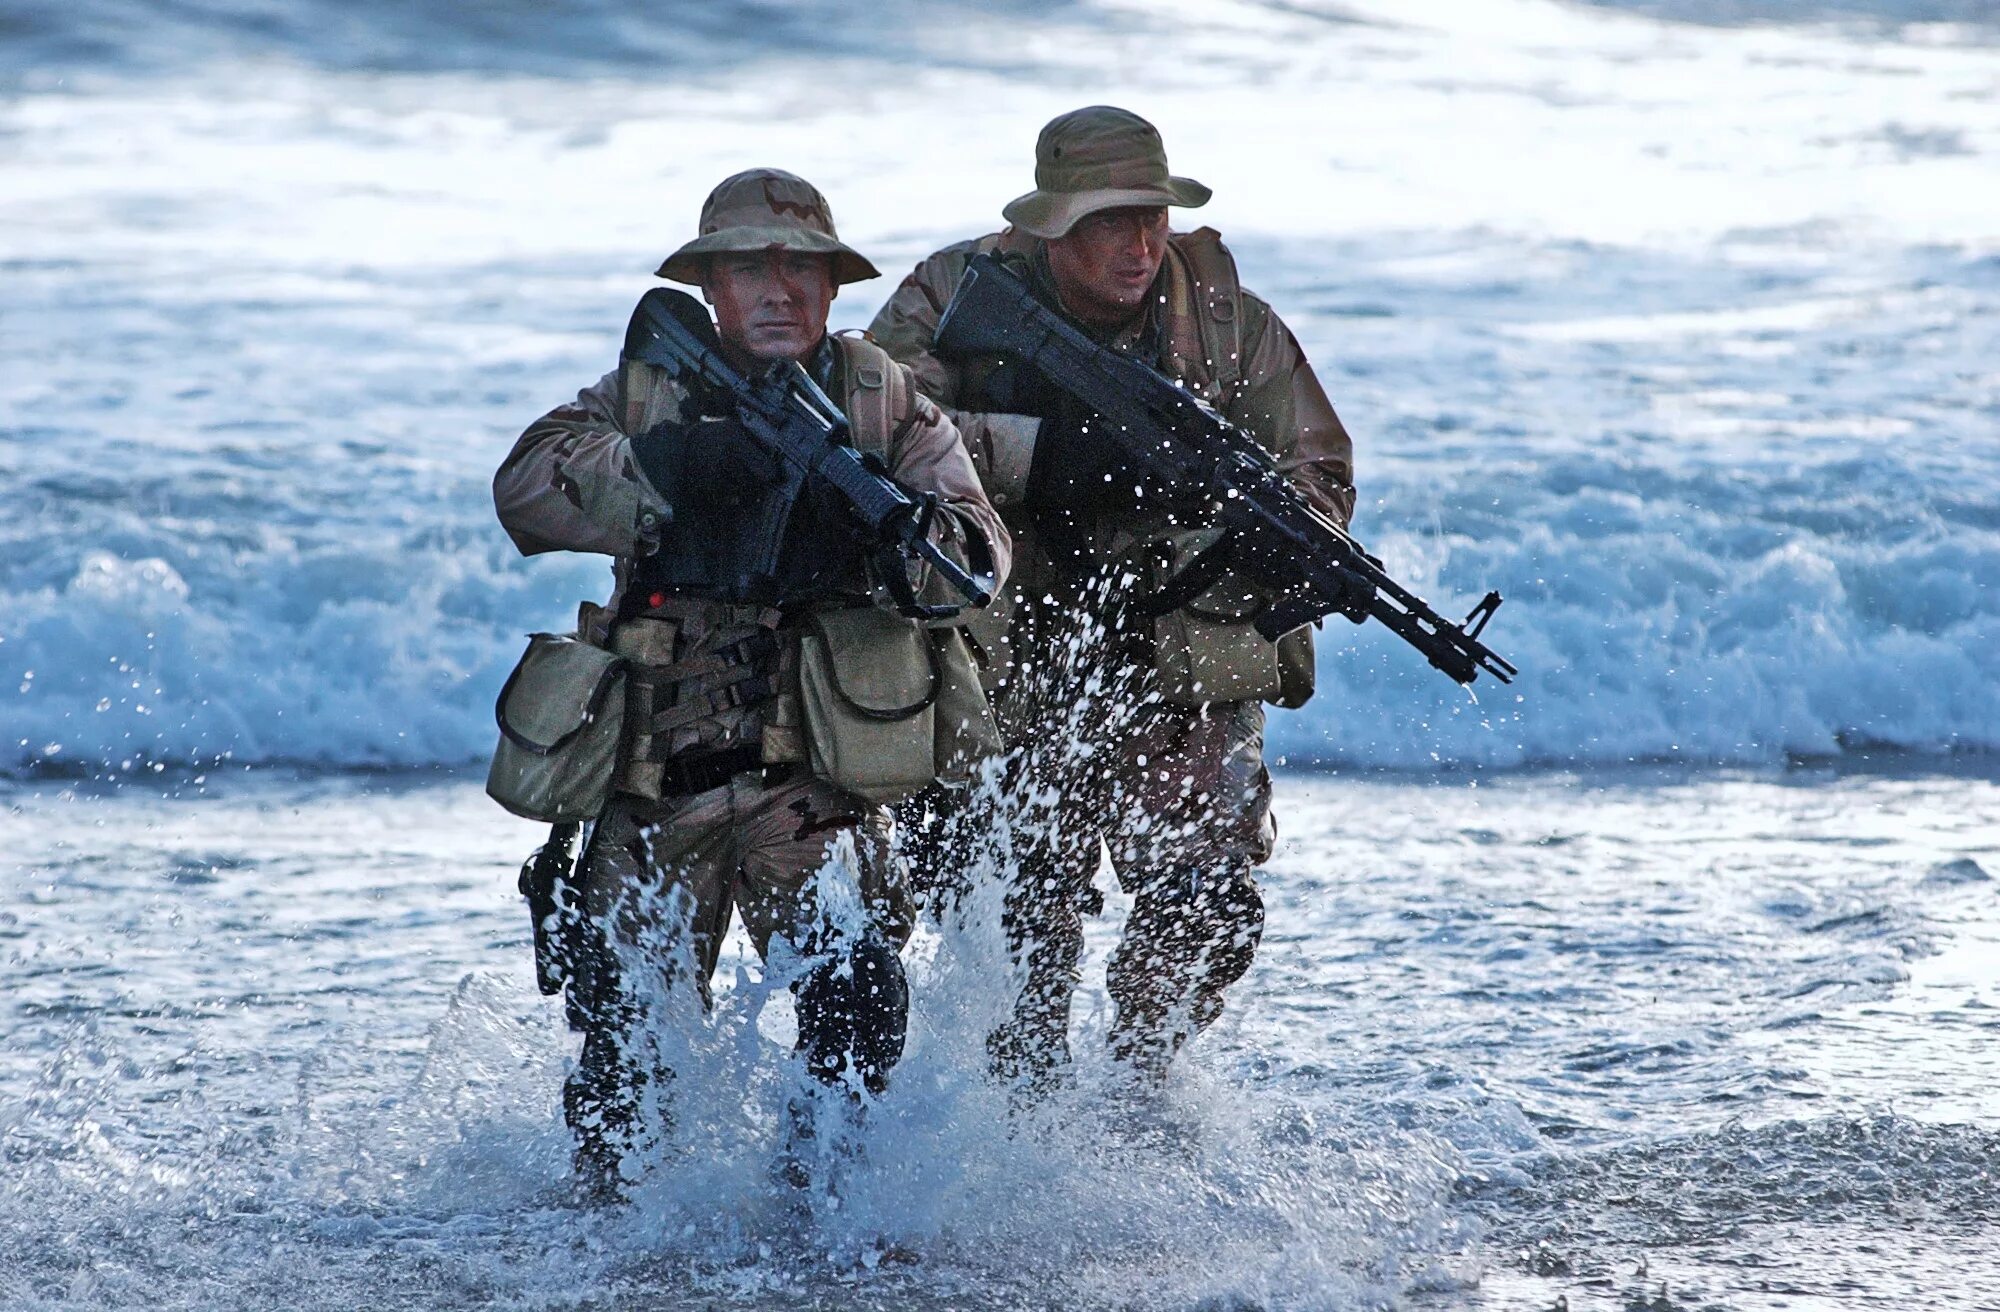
562 769 913 1186
986 692 1274 1084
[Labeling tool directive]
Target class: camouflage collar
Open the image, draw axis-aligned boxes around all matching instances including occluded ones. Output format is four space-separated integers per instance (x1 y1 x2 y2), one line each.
738 335 838 390
806 335 839 391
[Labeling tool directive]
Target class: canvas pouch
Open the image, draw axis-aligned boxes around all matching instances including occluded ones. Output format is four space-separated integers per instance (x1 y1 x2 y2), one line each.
486 631 629 822
799 607 1004 804
799 608 937 805
1150 530 1316 709
929 622 1006 780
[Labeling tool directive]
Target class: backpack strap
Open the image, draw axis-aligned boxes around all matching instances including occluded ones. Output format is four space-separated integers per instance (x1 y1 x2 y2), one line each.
832 332 913 461
1162 226 1246 399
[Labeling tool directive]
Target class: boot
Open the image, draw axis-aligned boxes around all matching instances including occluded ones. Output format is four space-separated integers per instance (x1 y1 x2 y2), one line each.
793 931 909 1095
563 1027 671 1205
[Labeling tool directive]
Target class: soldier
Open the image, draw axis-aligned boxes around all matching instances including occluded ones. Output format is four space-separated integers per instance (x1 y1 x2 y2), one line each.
494 168 1009 1199
870 107 1356 1088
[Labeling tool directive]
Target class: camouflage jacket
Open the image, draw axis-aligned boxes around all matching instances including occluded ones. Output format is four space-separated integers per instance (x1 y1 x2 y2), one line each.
493 333 1010 770
868 225 1356 596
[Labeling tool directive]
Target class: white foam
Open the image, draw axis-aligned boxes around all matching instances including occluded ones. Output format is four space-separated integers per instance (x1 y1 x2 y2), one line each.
3 0 1998 774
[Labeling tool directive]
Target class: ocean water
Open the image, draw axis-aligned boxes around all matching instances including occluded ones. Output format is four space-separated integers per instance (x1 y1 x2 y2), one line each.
4 765 1997 1310
4 0 1999 1307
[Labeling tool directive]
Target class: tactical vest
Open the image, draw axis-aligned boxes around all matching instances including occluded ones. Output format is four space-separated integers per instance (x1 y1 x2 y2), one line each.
617 338 910 612
603 334 992 798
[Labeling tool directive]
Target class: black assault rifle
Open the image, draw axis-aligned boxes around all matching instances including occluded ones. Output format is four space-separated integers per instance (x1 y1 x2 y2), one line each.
935 254 1516 686
624 288 996 619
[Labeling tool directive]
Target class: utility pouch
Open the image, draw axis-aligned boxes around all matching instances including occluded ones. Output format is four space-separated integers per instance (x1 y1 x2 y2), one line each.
1149 530 1317 709
798 608 941 805
486 632 629 822
929 622 1006 781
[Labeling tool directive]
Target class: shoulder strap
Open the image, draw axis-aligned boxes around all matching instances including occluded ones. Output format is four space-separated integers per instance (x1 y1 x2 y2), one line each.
1163 226 1246 396
832 332 910 461
617 356 690 436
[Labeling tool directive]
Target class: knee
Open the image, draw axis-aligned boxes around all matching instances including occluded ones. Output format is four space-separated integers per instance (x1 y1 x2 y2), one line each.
1003 880 1089 951
1130 866 1265 950
1208 871 1265 978
793 932 910 1093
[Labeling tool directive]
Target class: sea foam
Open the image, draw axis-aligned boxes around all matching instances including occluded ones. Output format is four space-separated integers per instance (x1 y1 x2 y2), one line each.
3 0 1997 776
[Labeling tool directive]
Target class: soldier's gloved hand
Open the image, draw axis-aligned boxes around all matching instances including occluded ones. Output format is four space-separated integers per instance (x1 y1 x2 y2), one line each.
1027 402 1150 513
631 413 783 511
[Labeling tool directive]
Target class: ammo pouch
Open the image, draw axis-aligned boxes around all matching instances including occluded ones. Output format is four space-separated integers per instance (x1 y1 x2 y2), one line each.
799 608 1002 805
1148 529 1316 710
486 632 629 822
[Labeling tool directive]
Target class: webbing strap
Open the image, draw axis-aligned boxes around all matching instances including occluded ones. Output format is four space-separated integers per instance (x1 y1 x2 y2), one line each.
647 672 779 738
632 593 782 630
1164 227 1245 398
631 631 778 688
832 333 904 462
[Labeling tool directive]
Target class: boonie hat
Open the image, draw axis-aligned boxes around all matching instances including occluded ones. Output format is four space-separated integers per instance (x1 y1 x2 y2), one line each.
657 167 880 286
1002 106 1211 240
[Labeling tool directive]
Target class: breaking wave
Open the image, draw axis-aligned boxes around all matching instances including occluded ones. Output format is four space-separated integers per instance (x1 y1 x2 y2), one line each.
7 235 1995 777
4 0 1998 777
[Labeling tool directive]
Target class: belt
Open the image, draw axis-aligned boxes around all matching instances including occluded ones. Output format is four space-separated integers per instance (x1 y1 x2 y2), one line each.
655 743 795 798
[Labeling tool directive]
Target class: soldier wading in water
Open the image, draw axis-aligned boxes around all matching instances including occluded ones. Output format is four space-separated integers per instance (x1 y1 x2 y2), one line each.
872 107 1357 1090
492 169 1009 1201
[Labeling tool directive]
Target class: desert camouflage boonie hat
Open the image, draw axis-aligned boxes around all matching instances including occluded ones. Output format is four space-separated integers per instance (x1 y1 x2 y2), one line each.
1001 105 1211 240
656 167 880 286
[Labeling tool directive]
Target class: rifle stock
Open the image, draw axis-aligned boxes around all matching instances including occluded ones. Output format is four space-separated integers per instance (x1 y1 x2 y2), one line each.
936 254 1516 686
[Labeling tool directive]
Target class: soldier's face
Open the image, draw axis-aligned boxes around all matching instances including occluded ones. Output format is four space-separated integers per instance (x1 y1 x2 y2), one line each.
703 251 837 364
1045 205 1170 328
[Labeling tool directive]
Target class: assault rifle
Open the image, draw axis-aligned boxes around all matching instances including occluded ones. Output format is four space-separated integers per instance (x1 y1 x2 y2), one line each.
623 288 996 619
935 255 1516 686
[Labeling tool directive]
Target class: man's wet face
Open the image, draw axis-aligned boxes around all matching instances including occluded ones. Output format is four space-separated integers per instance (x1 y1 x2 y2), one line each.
703 251 836 365
1045 205 1169 329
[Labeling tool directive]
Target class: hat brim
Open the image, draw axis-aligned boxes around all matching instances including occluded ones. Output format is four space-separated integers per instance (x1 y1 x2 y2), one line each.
656 225 880 285
1000 176 1211 240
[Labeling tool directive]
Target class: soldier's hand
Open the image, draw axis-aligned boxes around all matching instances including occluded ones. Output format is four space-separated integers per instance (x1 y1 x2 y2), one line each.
1027 402 1175 515
632 414 783 510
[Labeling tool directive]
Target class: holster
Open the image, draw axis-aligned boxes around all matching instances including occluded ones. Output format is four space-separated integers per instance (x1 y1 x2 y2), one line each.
518 822 580 996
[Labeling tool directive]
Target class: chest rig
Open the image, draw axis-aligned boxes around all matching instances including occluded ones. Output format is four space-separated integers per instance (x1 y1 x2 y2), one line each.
623 340 857 612
610 336 914 794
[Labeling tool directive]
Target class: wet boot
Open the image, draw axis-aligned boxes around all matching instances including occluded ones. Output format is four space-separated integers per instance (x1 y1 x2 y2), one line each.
1106 864 1265 1080
564 1029 657 1204
563 943 677 1209
793 930 910 1095
778 932 908 1199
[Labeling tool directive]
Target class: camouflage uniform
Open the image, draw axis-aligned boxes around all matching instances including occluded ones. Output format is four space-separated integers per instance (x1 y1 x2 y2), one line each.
495 169 1008 1187
869 108 1354 1082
